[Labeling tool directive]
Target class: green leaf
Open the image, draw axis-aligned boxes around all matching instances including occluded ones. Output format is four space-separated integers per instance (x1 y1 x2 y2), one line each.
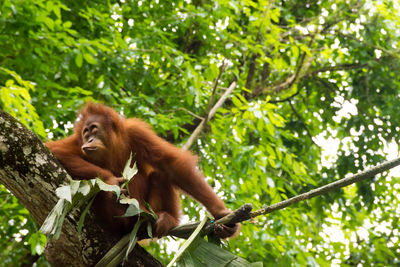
77 180 92 196
291 45 299 59
231 95 243 108
43 17 55 30
70 180 81 196
56 185 72 203
265 122 275 136
146 221 153 239
28 232 45 255
77 196 95 235
118 198 142 217
63 21 72 28
144 202 158 221
75 53 83 68
83 53 97 65
168 216 209 267
122 153 138 181
178 251 196 267
95 235 130 267
40 198 69 239
125 219 144 260
96 178 120 199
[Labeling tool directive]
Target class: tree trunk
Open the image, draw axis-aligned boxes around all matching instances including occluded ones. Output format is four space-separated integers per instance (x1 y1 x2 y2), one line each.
0 110 163 267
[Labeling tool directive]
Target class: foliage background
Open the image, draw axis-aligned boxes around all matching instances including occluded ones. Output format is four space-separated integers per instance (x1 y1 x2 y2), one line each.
1 0 400 265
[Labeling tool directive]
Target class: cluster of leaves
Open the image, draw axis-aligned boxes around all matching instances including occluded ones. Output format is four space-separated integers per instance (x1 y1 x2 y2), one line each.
1 0 400 265
40 155 157 266
0 68 45 138
40 178 103 240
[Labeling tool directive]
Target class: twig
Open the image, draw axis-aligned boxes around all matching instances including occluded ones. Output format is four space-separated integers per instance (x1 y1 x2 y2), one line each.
178 107 204 120
245 54 258 91
206 62 227 115
182 81 237 150
269 88 300 104
207 81 237 120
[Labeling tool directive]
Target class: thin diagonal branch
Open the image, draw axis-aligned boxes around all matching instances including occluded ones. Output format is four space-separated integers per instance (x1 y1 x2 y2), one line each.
267 62 368 104
182 81 237 150
250 157 400 217
253 33 316 96
178 107 205 120
168 156 400 238
305 63 368 77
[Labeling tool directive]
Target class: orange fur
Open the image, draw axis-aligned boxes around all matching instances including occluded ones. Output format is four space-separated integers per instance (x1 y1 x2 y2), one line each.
46 102 235 237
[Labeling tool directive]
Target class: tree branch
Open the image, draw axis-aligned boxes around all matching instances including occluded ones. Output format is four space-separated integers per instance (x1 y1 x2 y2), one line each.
253 33 316 96
251 157 400 217
267 62 367 104
168 157 400 237
269 88 301 104
245 54 258 91
168 204 253 239
335 30 400 59
182 81 237 150
304 63 368 77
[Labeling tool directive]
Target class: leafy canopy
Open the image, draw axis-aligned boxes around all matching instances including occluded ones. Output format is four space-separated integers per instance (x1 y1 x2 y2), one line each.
1 0 400 266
